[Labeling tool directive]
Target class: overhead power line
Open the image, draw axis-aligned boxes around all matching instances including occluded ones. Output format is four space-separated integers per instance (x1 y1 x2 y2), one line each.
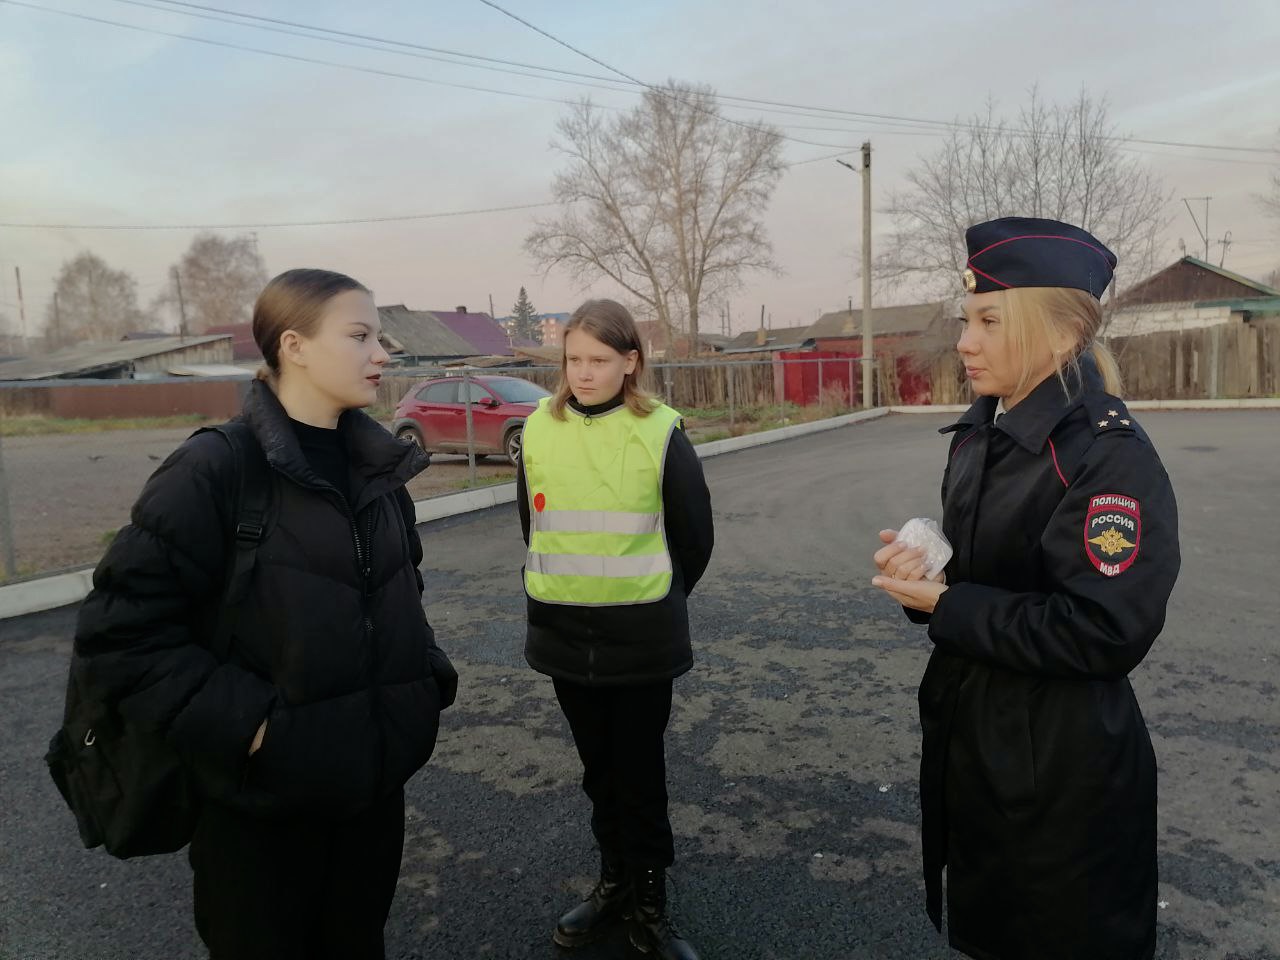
0 202 558 231
471 0 1280 157
7 0 1276 157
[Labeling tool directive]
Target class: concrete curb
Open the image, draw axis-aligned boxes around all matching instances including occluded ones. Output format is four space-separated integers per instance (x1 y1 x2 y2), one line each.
0 568 96 621
1124 398 1280 410
2 398 1273 619
691 407 889 458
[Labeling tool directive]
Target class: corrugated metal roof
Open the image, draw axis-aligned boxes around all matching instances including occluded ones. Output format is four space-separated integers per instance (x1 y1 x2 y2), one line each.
377 305 477 358
0 335 231 381
1193 295 1280 313
809 301 949 339
513 345 563 364
168 364 255 377
722 325 814 352
204 322 262 363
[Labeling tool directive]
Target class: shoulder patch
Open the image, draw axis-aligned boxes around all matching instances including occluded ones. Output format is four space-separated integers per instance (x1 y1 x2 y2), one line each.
1084 493 1140 577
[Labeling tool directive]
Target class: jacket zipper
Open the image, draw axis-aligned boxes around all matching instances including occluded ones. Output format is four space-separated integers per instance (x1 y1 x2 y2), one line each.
344 502 375 634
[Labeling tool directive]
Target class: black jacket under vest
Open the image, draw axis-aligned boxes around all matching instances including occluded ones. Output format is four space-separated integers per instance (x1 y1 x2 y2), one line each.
74 380 456 820
516 395 715 686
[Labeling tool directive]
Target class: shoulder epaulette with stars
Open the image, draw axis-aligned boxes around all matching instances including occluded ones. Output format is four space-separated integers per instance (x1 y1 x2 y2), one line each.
1083 394 1137 436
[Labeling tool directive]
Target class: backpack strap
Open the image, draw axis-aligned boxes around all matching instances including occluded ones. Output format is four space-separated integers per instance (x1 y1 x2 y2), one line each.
197 422 272 664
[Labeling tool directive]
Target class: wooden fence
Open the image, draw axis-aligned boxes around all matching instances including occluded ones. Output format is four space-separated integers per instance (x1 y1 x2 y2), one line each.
1109 318 1279 400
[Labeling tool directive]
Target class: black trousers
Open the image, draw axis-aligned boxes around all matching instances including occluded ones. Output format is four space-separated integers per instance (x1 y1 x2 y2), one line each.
553 678 675 870
188 787 406 960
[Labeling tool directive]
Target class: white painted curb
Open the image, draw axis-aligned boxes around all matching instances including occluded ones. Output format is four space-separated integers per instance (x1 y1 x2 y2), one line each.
691 407 889 458
889 404 969 414
1125 398 1280 410
411 482 518 524
891 399 1280 413
0 568 96 621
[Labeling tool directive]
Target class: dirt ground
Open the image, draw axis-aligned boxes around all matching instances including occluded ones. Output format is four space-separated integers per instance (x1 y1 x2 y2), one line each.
0 404 824 579
0 426 515 578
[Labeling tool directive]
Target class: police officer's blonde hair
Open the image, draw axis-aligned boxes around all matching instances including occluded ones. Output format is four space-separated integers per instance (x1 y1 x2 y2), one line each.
550 299 659 420
1002 287 1124 399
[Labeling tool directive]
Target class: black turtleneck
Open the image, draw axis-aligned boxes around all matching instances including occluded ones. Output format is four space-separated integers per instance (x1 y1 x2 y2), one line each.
290 418 350 503
567 394 625 417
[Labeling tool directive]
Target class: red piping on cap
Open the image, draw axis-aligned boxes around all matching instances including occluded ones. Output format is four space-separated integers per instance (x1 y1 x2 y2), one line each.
965 263 1010 288
969 233 1113 263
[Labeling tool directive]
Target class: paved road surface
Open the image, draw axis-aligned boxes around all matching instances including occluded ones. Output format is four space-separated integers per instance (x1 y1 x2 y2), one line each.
2 410 1276 959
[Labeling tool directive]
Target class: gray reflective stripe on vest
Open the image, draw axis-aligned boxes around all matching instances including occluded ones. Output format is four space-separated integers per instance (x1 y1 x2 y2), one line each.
531 510 662 535
525 551 672 578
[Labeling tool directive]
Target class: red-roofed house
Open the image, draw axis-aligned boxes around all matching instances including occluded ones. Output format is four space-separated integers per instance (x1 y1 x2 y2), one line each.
433 306 536 357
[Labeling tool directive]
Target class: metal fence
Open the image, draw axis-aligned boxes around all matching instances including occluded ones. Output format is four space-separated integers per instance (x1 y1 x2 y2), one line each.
0 356 884 584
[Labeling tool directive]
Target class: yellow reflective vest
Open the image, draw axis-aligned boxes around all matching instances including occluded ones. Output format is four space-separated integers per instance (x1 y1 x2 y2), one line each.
521 396 682 606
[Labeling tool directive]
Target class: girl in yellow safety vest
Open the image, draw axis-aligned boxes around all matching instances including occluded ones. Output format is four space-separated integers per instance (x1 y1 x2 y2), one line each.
517 299 714 960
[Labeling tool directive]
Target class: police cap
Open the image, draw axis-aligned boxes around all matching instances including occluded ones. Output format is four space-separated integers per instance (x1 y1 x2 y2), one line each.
962 217 1117 299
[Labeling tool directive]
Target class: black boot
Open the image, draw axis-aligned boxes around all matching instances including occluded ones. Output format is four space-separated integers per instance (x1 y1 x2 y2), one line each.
553 853 632 948
627 868 699 960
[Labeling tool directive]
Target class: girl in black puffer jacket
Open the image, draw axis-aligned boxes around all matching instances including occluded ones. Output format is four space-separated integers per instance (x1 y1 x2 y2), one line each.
74 269 457 960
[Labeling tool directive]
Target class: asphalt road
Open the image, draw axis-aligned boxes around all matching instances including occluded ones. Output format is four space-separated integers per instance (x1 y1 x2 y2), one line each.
1 410 1277 959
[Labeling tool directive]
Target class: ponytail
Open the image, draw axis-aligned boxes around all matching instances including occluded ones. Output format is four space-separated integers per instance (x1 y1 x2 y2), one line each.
1088 340 1123 397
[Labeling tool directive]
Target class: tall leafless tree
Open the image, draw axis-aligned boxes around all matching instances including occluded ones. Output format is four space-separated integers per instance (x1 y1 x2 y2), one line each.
43 252 144 346
155 233 268 333
881 90 1170 308
527 82 785 355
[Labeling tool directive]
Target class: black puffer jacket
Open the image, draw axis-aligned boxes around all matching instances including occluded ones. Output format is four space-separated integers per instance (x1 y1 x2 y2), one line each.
74 380 457 820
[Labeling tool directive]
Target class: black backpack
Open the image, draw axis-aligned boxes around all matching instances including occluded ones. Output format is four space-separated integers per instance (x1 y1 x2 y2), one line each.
45 421 272 859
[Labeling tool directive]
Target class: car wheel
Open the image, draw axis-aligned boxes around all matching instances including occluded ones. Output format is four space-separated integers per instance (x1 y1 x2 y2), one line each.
504 427 523 466
397 425 426 447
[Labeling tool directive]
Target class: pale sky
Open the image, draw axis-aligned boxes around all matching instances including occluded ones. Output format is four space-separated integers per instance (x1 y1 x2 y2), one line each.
2 0 1278 339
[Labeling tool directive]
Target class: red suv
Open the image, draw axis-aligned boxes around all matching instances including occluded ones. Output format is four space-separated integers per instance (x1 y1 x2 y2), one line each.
392 375 552 465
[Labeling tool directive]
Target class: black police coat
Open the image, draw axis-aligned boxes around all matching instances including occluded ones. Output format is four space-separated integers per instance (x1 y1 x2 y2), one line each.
74 381 457 820
913 360 1180 960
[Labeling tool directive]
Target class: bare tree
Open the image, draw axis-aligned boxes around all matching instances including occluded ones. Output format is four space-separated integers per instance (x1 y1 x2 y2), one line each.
1265 168 1280 220
160 233 268 333
43 252 144 346
1261 126 1280 221
527 82 785 354
881 90 1170 306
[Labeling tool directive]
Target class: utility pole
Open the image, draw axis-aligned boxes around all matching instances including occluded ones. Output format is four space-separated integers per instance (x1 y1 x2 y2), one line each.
837 141 873 407
14 266 28 352
1216 231 1233 268
1181 197 1212 261
172 266 188 340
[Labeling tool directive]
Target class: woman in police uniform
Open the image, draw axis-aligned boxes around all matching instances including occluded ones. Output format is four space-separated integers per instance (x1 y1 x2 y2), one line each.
516 299 714 960
872 218 1180 960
